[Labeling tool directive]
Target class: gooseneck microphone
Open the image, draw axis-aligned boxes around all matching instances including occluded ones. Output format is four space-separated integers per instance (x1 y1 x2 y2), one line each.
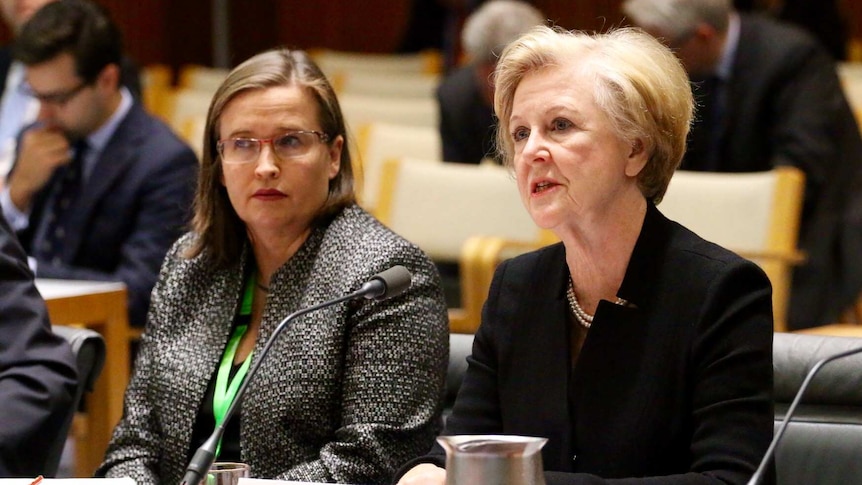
180 265 412 485
747 345 862 485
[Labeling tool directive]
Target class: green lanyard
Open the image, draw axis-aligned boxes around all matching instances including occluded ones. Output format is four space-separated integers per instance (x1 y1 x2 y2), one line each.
212 273 256 457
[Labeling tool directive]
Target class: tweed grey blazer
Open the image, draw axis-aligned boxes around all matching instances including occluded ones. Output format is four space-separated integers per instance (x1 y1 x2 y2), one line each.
97 204 449 484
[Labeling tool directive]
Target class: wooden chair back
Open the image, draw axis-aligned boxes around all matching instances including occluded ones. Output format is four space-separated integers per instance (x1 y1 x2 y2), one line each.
658 167 806 331
355 122 441 213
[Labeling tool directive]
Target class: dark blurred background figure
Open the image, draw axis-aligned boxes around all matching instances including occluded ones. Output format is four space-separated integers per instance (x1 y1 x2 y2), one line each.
775 0 849 61
0 0 196 328
399 0 487 72
733 0 850 60
0 209 77 477
436 0 544 165
624 0 862 330
430 0 544 309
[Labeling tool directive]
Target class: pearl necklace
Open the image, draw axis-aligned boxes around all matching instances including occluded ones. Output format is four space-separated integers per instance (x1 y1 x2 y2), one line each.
566 278 626 329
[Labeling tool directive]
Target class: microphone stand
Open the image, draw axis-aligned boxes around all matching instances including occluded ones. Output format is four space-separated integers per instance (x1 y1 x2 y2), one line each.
180 279 391 485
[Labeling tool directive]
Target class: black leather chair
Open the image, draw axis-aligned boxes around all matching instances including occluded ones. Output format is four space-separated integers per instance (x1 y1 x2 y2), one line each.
45 325 107 477
445 332 862 484
772 332 862 485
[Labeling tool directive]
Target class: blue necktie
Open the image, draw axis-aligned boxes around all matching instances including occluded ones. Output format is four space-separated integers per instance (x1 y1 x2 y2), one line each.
35 140 88 265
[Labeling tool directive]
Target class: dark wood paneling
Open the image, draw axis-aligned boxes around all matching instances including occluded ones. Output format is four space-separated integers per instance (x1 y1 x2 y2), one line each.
99 0 170 67
230 0 279 67
1 0 861 69
537 0 624 31
276 1 411 53
844 0 861 37
160 0 213 69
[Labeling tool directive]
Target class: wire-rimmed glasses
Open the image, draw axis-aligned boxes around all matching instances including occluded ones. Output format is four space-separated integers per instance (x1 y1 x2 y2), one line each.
217 130 331 164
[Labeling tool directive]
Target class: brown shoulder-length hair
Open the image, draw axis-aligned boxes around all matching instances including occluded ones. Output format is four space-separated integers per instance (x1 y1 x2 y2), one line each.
186 48 356 268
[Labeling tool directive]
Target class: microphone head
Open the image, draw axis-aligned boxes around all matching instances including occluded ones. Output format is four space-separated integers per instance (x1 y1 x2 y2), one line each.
364 265 412 301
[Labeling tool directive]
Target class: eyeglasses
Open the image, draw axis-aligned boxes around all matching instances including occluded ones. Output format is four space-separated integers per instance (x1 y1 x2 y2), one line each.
20 81 90 106
217 130 331 164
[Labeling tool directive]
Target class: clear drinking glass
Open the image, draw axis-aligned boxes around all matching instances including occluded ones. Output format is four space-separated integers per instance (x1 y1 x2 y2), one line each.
202 462 250 485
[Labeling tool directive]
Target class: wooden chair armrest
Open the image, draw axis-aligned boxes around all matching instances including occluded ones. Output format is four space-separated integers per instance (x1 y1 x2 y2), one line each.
734 249 806 265
793 324 862 337
455 236 547 334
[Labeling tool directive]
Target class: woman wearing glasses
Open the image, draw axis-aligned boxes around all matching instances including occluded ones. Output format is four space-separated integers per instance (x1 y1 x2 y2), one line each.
96 49 449 484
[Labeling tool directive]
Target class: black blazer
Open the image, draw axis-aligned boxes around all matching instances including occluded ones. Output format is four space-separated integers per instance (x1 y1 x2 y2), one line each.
684 14 862 329
399 203 775 484
0 212 77 476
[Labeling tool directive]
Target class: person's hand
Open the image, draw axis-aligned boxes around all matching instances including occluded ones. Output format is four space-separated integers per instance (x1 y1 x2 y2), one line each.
396 463 446 485
7 126 71 211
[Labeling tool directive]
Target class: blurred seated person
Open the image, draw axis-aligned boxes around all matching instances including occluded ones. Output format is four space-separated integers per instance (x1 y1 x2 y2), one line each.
96 48 449 484
395 26 773 484
623 0 862 330
436 0 543 164
776 0 849 61
400 0 489 71
0 0 196 327
0 0 140 181
0 210 77 477
733 0 849 60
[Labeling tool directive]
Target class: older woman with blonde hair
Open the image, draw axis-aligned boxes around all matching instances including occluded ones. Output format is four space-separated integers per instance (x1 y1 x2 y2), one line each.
96 48 449 484
396 26 773 485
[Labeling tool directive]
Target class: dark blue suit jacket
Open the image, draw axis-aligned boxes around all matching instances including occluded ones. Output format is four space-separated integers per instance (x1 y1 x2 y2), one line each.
684 14 862 329
16 103 197 327
0 211 77 476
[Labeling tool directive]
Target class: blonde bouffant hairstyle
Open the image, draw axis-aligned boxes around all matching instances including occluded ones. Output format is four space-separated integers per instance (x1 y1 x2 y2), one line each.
494 26 693 203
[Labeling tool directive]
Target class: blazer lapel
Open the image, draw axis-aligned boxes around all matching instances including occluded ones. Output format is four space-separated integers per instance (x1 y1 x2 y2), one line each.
171 252 248 458
504 244 575 470
568 203 667 471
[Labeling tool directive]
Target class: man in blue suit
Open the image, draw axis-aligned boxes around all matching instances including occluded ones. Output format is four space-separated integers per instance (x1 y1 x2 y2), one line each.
623 0 862 330
0 0 197 327
0 0 141 179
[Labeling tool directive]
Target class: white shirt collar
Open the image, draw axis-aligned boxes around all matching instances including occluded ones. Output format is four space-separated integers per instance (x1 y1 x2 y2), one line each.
85 86 133 153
